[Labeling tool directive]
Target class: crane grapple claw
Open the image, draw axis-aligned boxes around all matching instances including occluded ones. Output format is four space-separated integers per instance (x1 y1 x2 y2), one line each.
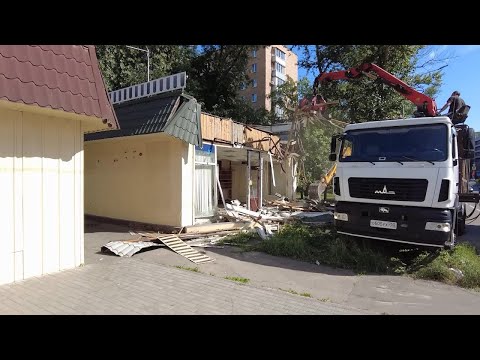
299 94 328 114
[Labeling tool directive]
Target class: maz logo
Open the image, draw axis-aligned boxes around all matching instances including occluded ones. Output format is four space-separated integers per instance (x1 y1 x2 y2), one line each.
374 186 396 195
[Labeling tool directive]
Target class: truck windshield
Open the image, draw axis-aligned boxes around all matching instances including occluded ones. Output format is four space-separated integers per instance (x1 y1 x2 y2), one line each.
340 124 448 163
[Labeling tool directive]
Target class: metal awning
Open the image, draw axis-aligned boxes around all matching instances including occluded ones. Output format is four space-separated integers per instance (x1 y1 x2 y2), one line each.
85 90 202 146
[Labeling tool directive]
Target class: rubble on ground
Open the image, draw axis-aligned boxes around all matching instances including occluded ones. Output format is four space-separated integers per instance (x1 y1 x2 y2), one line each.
102 193 334 260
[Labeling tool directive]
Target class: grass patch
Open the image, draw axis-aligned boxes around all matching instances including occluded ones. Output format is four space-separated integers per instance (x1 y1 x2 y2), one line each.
282 288 300 295
225 276 250 284
410 244 480 288
319 297 330 302
222 223 480 290
175 265 200 273
257 224 391 274
218 232 261 251
280 288 312 297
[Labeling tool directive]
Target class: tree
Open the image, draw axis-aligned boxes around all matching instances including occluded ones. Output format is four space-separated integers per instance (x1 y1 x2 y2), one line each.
301 122 333 190
295 45 446 122
96 45 271 124
186 45 271 124
269 77 313 123
95 45 195 91
187 45 253 110
269 76 340 196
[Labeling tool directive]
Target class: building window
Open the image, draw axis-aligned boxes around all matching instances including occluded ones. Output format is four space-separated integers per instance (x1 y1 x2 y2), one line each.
275 105 284 118
275 48 286 61
252 79 257 88
276 63 285 74
252 93 257 103
252 63 257 73
252 48 257 58
276 77 285 86
240 82 246 90
194 145 217 218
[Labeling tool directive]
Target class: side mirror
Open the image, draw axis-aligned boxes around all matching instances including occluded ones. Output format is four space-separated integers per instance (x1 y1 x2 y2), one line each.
329 136 337 161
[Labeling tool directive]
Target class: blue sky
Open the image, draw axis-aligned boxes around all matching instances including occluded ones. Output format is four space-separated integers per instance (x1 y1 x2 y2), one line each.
293 45 480 131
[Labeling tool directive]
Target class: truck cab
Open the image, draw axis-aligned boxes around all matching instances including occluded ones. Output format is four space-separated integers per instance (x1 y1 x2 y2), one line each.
330 116 467 248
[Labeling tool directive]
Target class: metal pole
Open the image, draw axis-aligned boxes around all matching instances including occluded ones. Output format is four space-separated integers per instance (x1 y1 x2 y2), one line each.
259 153 263 210
126 45 150 82
147 47 150 82
246 151 251 210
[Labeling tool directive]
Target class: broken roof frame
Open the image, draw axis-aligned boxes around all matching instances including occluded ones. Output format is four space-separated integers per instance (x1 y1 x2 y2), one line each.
85 88 203 146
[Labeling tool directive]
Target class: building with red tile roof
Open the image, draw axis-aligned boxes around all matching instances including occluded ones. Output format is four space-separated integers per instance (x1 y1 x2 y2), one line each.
0 45 118 285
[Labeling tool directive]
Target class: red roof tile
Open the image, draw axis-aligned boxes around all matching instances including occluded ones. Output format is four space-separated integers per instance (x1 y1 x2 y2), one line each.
0 45 118 129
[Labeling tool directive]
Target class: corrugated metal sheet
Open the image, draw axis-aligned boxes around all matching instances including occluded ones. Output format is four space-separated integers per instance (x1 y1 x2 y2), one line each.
103 241 163 257
85 90 202 146
0 45 118 129
133 232 214 264
164 94 202 147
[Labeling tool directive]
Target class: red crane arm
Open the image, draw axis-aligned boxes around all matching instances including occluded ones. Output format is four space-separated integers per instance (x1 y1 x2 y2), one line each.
311 63 438 117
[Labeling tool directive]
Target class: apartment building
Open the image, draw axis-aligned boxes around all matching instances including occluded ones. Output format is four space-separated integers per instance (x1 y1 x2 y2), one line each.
238 45 298 117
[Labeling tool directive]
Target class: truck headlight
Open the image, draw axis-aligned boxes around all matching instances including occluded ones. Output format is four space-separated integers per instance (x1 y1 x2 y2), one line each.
334 212 348 221
425 222 451 232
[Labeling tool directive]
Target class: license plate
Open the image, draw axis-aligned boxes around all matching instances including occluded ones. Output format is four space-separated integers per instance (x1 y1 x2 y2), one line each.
370 220 397 230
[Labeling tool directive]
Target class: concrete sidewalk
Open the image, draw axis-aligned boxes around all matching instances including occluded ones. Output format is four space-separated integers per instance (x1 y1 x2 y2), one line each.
0 258 366 315
2 219 479 315
83 220 480 315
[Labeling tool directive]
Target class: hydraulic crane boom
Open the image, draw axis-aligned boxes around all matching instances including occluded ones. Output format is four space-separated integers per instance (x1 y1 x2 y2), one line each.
301 63 438 117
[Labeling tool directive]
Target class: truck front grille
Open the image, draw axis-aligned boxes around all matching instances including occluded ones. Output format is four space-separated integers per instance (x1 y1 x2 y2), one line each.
348 178 428 202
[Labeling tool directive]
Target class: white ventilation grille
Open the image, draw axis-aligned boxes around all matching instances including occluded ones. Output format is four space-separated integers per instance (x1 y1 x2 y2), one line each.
109 72 187 105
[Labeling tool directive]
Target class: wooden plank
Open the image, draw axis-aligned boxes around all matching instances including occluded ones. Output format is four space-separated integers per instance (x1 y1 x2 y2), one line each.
183 221 249 234
153 233 214 264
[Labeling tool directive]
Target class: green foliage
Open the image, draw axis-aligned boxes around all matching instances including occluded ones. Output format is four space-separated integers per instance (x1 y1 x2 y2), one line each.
281 288 312 297
187 45 272 125
213 97 273 126
269 77 299 122
295 45 445 122
300 122 333 189
175 265 201 273
268 76 336 191
95 45 195 91
218 231 261 251
411 244 480 288
223 224 480 290
224 276 250 284
256 224 391 273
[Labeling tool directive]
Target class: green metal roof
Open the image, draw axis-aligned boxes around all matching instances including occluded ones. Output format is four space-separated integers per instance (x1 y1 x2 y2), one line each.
85 90 202 147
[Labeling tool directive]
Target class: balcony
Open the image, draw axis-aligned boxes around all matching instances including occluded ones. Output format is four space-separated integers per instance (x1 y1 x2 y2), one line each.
271 53 286 66
272 70 286 81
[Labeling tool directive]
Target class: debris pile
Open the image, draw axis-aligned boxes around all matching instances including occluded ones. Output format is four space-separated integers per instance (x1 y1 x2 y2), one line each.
102 193 334 260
